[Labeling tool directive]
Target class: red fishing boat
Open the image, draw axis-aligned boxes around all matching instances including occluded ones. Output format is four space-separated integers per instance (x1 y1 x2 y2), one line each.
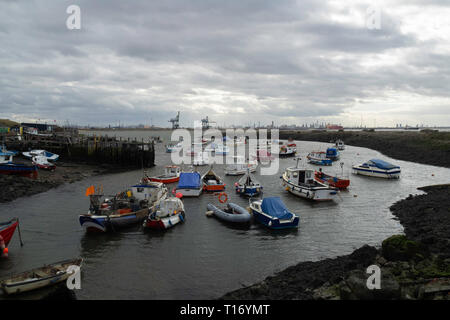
148 166 181 184
201 167 226 192
314 170 350 189
0 218 19 247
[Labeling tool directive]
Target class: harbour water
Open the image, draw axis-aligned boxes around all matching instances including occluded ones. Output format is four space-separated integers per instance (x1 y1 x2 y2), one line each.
1 131 450 299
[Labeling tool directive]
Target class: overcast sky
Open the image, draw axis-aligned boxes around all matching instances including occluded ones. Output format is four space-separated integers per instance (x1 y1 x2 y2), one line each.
1 0 449 127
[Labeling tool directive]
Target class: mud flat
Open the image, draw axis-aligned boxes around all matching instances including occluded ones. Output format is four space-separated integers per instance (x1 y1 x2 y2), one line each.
279 130 450 168
221 184 450 300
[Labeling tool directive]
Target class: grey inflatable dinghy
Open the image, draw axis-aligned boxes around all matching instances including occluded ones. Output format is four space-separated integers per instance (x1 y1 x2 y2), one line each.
206 203 251 223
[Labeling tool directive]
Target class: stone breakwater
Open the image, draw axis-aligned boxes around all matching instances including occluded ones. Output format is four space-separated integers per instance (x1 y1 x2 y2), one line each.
221 184 450 300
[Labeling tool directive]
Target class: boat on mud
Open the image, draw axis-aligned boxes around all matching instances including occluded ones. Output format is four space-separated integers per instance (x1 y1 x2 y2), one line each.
352 159 401 179
32 155 56 171
22 150 59 161
175 172 203 197
79 180 168 232
0 258 83 295
0 218 20 249
279 145 296 158
148 166 181 184
143 196 185 230
287 138 296 148
235 169 263 197
335 139 345 150
326 147 340 161
281 158 338 201
314 168 350 189
202 167 226 192
307 151 332 166
225 156 257 175
206 202 251 224
0 151 38 179
250 197 299 229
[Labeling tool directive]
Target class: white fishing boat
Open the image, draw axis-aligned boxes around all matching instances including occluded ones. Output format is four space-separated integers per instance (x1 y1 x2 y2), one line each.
0 258 82 295
335 139 345 150
279 145 296 158
280 158 338 201
32 155 56 171
352 159 401 179
225 156 257 175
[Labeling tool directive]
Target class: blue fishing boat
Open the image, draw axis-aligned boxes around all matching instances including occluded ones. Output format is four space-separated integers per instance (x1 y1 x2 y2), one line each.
249 197 299 229
0 152 38 179
326 147 340 161
235 169 263 197
307 151 332 166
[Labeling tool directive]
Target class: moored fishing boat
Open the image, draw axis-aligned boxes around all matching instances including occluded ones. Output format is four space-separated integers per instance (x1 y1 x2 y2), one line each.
206 202 251 224
352 159 401 179
0 258 83 295
175 172 203 197
250 197 299 229
307 151 332 166
235 169 263 197
279 145 296 158
0 152 38 179
79 180 168 232
281 158 338 201
314 168 350 189
148 166 181 184
32 155 56 171
202 167 226 192
143 196 185 230
326 147 340 161
225 156 257 175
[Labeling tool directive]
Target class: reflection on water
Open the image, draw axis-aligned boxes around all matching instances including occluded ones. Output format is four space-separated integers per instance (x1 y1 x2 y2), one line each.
1 137 450 299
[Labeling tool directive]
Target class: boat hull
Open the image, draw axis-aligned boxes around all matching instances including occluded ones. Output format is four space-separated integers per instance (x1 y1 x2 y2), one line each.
0 164 38 179
314 172 350 189
281 176 338 201
144 212 185 230
352 166 400 179
235 185 262 197
0 219 19 247
149 176 179 184
251 208 299 229
203 184 226 192
175 188 202 197
79 208 149 233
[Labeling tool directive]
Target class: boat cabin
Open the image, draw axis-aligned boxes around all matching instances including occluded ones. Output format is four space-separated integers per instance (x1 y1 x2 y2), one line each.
131 182 166 203
285 167 320 186
164 165 180 176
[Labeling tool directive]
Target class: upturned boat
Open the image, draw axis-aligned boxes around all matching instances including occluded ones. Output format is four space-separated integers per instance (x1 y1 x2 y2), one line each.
175 172 203 197
281 158 338 201
314 169 350 189
79 180 168 232
352 159 401 179
0 258 82 295
206 203 251 224
326 147 340 161
0 151 38 179
235 169 263 197
202 167 226 192
143 197 185 230
250 197 299 229
32 155 56 171
307 151 332 166
148 166 181 184
225 156 257 175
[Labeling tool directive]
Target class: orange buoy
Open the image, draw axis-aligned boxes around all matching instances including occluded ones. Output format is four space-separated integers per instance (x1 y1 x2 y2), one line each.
218 192 228 203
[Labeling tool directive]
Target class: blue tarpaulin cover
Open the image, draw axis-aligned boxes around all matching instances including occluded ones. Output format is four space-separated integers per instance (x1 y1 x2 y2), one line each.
178 172 201 189
368 159 399 170
261 197 293 220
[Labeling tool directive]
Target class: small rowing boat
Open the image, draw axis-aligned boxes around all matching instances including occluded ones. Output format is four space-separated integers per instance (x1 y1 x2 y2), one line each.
202 167 226 192
314 169 350 189
148 166 181 184
0 218 19 248
0 258 82 295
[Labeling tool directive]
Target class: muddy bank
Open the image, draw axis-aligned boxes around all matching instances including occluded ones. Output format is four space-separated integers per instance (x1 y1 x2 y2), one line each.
221 184 450 300
0 160 136 203
279 130 450 168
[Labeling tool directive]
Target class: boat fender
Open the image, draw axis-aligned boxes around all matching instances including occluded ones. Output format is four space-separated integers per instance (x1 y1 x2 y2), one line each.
218 192 228 203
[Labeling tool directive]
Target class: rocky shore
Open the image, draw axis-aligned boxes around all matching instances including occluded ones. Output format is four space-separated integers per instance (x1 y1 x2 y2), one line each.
279 130 450 168
222 184 450 300
0 160 133 203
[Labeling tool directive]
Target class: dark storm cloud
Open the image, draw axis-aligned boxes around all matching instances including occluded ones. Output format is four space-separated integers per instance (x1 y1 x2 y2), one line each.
0 0 449 126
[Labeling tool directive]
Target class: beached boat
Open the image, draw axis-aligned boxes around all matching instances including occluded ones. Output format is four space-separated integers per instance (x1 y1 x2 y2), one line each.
0 145 18 155
79 181 168 232
314 169 350 189
32 155 56 171
22 150 59 161
279 145 296 158
326 147 340 161
175 172 203 197
287 138 296 148
0 152 38 179
166 142 183 153
148 165 181 184
281 158 338 201
225 156 257 175
235 170 263 197
335 139 345 150
352 159 401 179
0 218 19 248
250 197 299 229
193 152 210 166
202 167 226 192
307 151 332 166
0 258 83 295
206 203 251 224
143 197 185 230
